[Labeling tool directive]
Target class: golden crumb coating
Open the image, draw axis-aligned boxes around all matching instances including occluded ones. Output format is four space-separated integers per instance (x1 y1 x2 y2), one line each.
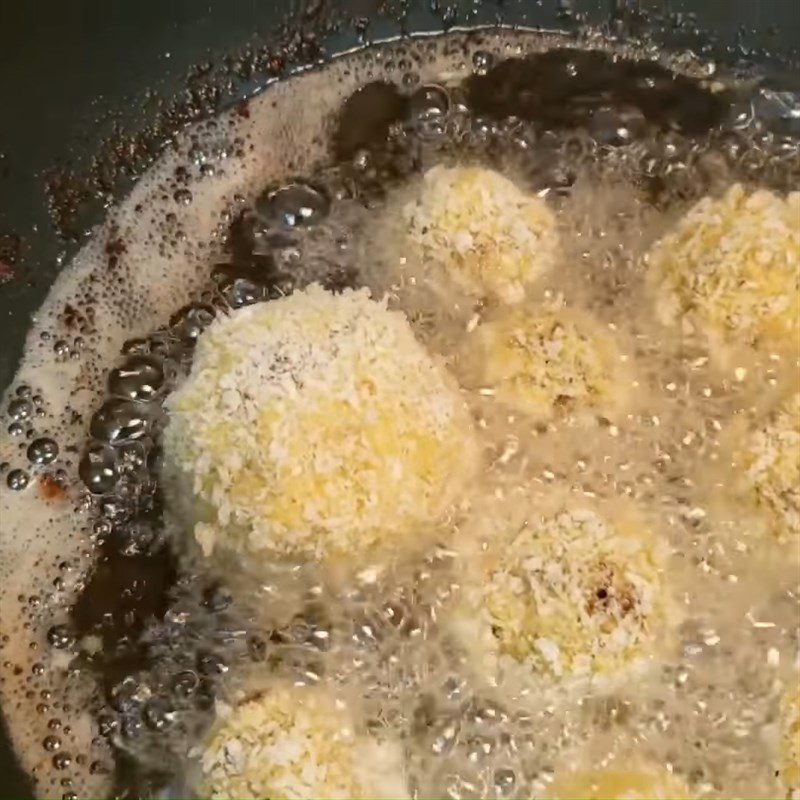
649 184 800 353
733 393 800 545
164 284 477 565
199 684 407 799
404 165 559 303
465 306 627 421
449 498 673 685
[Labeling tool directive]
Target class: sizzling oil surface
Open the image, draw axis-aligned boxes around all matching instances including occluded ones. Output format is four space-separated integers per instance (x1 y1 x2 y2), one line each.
0 27 798 800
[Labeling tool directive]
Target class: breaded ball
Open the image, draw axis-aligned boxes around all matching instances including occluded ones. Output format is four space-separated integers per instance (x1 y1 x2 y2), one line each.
733 393 800 545
649 184 800 353
199 684 407 799
164 284 477 565
546 766 689 799
450 499 672 684
403 165 559 303
465 306 626 421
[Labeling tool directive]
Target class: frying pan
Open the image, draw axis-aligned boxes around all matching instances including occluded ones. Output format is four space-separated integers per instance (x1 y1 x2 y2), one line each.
0 1 797 797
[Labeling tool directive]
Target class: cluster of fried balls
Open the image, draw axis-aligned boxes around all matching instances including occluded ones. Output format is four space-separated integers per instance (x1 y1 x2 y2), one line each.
164 165 797 799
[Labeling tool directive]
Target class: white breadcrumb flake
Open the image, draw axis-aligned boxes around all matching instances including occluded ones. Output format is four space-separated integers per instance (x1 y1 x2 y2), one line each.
403 165 559 303
649 184 800 352
163 284 477 564
452 501 672 684
781 684 800 798
469 306 626 421
734 393 800 545
199 684 408 799
546 765 689 800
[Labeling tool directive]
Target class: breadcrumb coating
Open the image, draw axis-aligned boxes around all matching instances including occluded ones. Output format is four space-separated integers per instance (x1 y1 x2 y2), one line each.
404 165 559 303
199 685 407 799
733 393 800 545
467 306 626 421
164 284 477 564
450 500 672 684
649 184 800 353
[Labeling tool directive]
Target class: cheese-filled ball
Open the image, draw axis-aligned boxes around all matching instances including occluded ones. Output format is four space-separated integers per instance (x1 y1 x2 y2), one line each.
466 306 627 422
648 184 800 353
164 284 477 565
450 499 672 684
403 165 559 304
733 393 800 545
199 684 407 799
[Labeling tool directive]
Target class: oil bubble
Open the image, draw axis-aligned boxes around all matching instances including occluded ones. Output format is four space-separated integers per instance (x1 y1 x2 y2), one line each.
78 444 119 494
47 626 75 650
256 182 330 228
90 400 154 445
27 438 59 466
7 398 32 421
170 304 216 343
6 469 29 491
108 355 165 402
